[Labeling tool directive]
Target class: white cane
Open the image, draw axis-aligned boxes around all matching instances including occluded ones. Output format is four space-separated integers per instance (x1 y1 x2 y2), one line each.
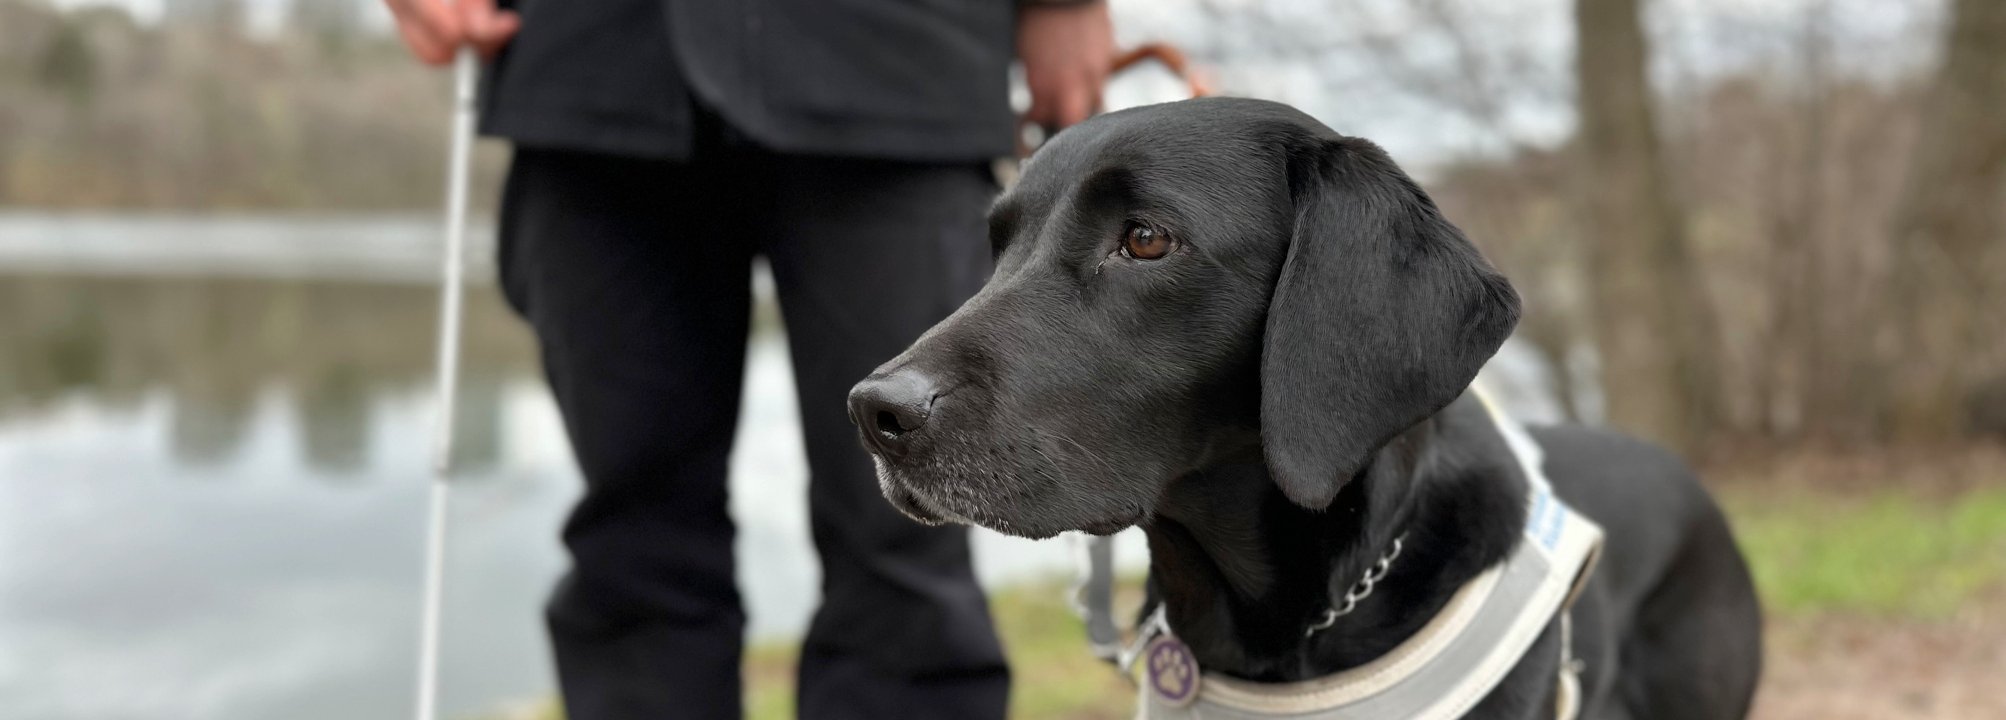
415 45 479 720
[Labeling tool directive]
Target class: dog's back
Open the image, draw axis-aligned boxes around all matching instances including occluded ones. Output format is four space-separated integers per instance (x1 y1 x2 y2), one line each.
1533 425 1763 719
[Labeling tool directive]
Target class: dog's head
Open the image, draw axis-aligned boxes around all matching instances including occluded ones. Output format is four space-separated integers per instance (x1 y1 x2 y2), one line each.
847 98 1520 538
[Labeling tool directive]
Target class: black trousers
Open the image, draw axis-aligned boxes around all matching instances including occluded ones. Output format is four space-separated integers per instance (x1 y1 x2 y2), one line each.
496 133 1007 719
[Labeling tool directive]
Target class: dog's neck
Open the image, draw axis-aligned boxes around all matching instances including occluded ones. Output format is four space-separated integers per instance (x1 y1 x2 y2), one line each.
1142 394 1528 682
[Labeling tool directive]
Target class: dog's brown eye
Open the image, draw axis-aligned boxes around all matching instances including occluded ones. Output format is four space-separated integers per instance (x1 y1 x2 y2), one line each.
1121 222 1173 260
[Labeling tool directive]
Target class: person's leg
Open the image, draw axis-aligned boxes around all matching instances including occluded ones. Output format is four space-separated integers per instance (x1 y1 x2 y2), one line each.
757 154 1008 720
498 147 753 720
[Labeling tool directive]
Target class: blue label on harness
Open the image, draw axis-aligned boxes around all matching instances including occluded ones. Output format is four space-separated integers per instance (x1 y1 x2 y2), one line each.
1529 486 1565 551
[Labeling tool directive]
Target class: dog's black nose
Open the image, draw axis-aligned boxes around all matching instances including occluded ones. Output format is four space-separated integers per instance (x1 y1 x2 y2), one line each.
848 370 941 456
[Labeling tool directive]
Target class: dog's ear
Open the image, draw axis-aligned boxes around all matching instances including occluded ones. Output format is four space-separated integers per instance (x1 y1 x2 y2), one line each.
1262 136 1521 510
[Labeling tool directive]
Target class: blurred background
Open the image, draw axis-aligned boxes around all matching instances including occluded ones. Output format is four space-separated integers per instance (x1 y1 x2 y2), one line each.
0 0 2001 718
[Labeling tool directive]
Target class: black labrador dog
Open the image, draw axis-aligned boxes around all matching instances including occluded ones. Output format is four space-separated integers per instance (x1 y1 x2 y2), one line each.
847 98 1761 719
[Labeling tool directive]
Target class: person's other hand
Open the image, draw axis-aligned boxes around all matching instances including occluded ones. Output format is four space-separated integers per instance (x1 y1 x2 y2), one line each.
384 0 520 65
1017 0 1114 132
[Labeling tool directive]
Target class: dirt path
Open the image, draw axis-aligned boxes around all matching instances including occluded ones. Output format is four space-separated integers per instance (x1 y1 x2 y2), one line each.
1754 589 2006 720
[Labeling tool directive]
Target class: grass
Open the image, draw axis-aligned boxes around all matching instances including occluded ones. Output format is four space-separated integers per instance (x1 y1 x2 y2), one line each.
1728 486 2006 618
483 475 2006 720
739 581 1137 720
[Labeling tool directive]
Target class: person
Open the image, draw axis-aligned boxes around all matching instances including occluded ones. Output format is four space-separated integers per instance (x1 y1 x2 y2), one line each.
381 0 1114 717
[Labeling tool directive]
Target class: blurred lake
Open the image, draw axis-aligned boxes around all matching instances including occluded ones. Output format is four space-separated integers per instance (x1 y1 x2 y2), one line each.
0 212 1563 720
0 213 1171 720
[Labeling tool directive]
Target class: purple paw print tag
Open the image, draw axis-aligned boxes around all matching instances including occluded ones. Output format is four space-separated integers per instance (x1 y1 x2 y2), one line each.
1146 635 1199 708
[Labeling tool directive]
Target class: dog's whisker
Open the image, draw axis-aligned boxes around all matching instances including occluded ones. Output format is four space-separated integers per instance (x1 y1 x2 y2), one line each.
1027 438 1064 479
1036 427 1125 486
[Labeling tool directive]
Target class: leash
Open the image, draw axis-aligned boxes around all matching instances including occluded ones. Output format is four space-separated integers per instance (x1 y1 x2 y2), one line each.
1019 43 1212 158
1111 44 1211 99
414 43 479 720
1070 531 1125 664
1062 44 1210 675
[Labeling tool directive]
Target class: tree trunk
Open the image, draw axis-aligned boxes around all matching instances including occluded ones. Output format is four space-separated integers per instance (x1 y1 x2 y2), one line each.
1882 0 2006 441
1573 0 1723 455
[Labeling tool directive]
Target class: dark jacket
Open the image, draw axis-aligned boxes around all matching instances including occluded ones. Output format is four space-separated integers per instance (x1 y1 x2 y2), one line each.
480 0 1017 162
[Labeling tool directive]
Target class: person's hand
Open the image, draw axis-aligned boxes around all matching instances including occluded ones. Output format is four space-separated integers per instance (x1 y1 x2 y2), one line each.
384 0 520 65
1017 0 1114 133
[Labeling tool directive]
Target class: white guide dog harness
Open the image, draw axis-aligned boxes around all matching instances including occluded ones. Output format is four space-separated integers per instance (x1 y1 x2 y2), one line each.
1125 392 1605 720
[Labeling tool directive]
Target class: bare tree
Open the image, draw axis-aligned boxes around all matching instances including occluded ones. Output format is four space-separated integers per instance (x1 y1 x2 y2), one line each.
1882 0 2006 440
290 0 367 40
1574 0 1722 454
1761 2 1833 440
163 0 244 32
1310 0 1595 421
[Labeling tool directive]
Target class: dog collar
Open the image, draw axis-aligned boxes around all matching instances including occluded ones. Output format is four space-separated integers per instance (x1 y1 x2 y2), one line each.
1305 533 1408 638
1133 389 1604 720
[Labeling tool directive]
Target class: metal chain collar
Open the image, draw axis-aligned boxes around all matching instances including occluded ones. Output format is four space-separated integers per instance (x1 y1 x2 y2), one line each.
1304 533 1408 638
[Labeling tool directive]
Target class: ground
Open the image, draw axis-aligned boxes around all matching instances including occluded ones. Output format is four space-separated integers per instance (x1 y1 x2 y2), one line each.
1723 445 2006 720
486 445 2006 720
1756 589 2006 720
